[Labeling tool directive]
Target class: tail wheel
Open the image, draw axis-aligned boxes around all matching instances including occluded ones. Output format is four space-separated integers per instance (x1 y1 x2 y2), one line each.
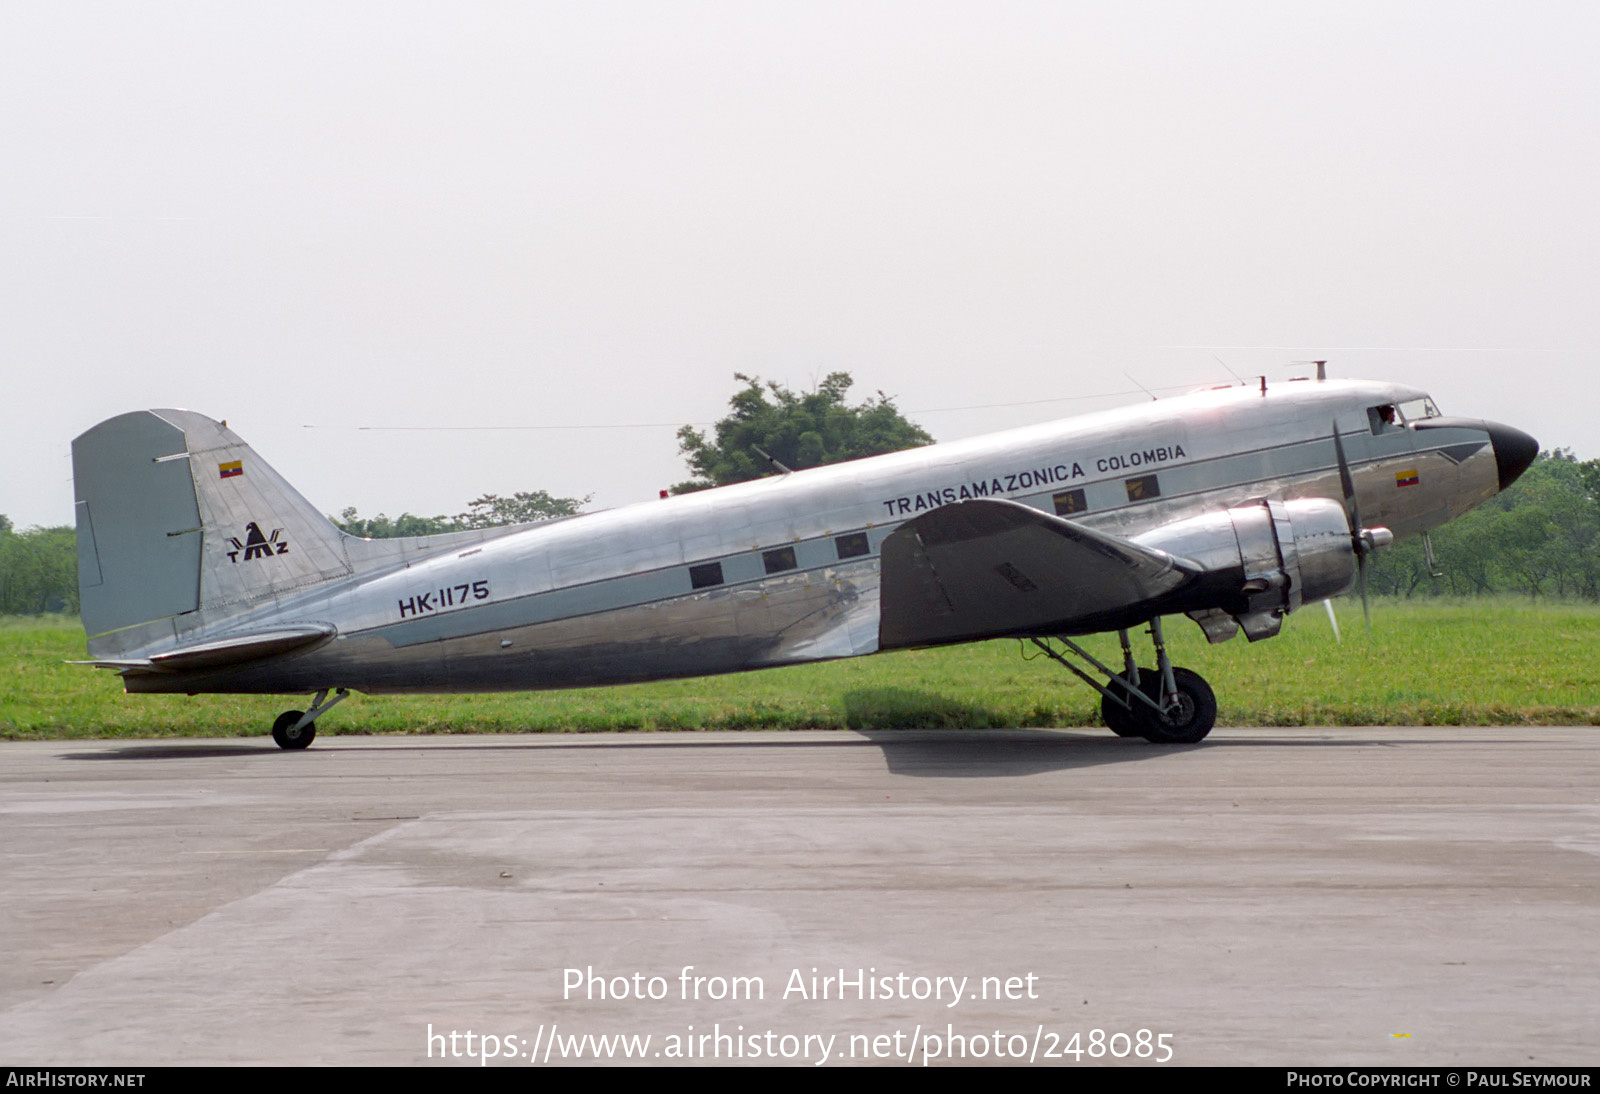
272 710 316 750
1102 668 1155 738
1136 668 1216 744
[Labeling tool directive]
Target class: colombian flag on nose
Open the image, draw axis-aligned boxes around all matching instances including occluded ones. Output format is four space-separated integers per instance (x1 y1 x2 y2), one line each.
1396 468 1419 488
219 461 243 479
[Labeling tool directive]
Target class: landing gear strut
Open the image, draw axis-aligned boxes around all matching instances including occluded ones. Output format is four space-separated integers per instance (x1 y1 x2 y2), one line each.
1030 617 1217 744
271 688 349 750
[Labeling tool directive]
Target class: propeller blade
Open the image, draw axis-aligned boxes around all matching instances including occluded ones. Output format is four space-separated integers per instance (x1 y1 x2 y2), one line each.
1323 598 1342 643
1333 420 1376 641
1331 419 1360 530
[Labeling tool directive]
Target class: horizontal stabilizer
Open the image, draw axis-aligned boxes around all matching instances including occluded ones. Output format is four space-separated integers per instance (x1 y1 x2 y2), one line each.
879 499 1198 648
73 625 334 674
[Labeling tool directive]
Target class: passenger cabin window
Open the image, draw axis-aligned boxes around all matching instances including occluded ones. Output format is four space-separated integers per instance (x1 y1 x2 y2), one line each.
1125 475 1159 502
762 546 797 574
689 562 724 589
835 532 870 560
1053 488 1087 516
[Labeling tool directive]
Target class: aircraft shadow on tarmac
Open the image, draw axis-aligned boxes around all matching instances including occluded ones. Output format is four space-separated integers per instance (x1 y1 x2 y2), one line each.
64 741 288 760
64 686 1184 776
840 686 1183 777
63 696 1517 774
63 730 1176 777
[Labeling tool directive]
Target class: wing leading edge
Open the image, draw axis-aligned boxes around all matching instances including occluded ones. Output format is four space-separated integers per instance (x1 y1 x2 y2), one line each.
878 498 1203 648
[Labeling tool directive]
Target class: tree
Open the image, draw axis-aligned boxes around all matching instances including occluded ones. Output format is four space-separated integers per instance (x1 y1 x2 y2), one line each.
332 491 590 539
454 491 589 529
0 522 79 614
1579 456 1600 513
332 509 458 538
673 372 932 493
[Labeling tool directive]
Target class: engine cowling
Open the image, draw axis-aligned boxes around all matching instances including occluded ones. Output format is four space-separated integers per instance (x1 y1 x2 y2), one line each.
1132 497 1363 642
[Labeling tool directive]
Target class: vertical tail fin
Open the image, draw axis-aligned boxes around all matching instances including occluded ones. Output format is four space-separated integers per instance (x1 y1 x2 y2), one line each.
74 409 352 650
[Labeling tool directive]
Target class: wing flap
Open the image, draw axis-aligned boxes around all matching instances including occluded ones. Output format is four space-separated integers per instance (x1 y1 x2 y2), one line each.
879 499 1198 647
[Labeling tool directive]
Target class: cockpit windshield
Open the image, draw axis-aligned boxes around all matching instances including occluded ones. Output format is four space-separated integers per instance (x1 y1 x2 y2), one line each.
1397 396 1441 423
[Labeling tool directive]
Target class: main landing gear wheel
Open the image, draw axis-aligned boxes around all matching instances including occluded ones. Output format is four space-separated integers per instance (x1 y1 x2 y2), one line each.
1135 668 1217 745
1025 623 1217 745
272 710 316 750
1101 668 1155 738
268 688 349 750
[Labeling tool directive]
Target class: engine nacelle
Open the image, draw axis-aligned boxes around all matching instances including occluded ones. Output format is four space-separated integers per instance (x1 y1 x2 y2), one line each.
1132 497 1359 642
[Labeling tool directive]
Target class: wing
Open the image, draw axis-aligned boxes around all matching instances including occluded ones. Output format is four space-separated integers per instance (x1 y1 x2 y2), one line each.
878 498 1202 648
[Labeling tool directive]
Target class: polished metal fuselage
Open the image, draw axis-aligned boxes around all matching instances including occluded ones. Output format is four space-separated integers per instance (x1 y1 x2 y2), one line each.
124 379 1504 695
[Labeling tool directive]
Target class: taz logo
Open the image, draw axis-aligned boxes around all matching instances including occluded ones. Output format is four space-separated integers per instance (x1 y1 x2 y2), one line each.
227 522 289 563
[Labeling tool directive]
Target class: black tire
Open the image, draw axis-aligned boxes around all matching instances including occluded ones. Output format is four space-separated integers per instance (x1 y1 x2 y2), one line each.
1101 668 1154 738
1136 668 1216 744
272 710 316 750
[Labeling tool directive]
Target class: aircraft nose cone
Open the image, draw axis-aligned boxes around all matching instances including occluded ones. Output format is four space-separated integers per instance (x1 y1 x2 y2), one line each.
1487 421 1538 491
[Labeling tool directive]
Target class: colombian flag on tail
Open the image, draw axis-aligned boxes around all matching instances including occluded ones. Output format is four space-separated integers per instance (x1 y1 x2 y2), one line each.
219 460 243 479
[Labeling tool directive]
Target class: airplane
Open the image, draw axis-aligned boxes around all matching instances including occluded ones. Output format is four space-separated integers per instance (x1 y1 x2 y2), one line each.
70 374 1538 748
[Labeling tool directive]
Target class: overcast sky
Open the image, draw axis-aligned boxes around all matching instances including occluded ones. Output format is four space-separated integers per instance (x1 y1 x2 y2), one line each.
4 1 1595 530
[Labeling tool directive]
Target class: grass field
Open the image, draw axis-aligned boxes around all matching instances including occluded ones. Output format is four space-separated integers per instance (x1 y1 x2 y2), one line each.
2 599 1597 741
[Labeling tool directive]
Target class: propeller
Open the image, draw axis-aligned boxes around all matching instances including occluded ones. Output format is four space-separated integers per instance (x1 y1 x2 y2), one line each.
1330 421 1394 640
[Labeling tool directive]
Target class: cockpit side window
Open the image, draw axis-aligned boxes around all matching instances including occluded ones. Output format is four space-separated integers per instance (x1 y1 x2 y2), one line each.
1368 404 1399 434
1369 396 1441 434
